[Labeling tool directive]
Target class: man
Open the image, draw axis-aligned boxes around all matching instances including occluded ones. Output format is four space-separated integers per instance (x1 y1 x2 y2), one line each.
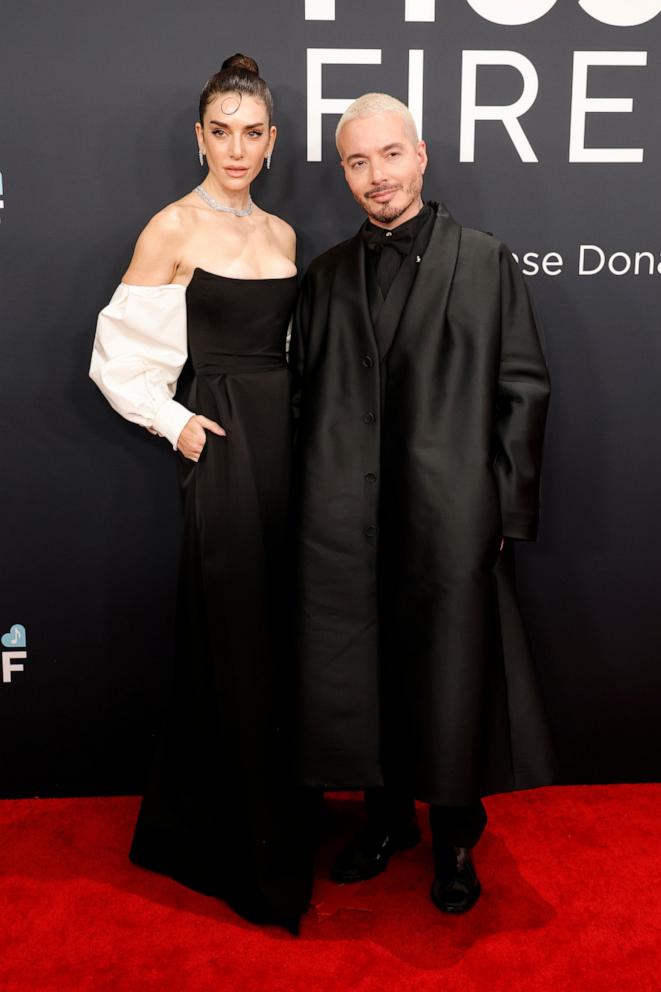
290 94 555 913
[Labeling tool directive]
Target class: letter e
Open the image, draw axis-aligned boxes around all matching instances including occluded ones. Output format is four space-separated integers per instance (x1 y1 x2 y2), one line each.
569 52 647 163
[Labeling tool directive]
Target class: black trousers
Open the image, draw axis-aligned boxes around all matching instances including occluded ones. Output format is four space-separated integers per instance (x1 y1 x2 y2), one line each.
365 787 487 853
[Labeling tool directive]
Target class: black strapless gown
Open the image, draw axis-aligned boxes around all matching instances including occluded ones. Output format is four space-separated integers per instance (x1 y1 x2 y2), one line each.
129 269 312 932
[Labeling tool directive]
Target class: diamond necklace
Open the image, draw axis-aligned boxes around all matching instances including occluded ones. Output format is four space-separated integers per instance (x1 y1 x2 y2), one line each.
194 185 253 217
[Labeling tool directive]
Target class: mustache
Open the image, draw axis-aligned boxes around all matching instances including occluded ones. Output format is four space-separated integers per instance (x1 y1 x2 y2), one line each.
366 185 401 197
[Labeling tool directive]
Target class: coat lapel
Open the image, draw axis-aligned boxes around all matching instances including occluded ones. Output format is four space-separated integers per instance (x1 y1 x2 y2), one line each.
334 231 379 352
371 211 434 362
389 202 461 359
331 203 462 365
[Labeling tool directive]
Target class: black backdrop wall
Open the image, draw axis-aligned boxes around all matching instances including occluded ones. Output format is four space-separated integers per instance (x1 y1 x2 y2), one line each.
1 0 660 797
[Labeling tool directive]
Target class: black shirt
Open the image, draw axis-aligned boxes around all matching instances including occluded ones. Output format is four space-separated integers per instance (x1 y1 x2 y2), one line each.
362 202 433 300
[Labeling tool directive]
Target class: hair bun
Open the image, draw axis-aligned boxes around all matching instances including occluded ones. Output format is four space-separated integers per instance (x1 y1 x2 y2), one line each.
221 53 259 76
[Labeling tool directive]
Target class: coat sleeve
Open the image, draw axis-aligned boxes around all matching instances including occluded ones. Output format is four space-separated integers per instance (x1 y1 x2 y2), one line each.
493 246 550 541
89 282 195 450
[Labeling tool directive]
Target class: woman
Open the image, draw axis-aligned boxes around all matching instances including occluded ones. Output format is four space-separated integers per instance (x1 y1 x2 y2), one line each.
89 54 312 933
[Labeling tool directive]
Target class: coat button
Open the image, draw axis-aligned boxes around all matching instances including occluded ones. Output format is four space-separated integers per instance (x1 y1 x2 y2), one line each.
364 472 377 483
365 525 378 538
363 412 375 424
362 355 374 368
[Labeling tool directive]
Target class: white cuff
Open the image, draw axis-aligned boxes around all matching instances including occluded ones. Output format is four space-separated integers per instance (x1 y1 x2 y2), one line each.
152 399 195 450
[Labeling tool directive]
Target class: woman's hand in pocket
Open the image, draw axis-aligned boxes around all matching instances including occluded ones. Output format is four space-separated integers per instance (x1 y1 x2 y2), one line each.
177 415 226 462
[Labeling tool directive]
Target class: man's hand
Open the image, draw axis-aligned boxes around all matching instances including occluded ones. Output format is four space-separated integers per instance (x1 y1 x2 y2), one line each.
177 414 226 462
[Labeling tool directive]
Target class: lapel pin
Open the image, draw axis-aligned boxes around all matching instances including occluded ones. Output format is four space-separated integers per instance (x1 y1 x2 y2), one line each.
416 255 422 263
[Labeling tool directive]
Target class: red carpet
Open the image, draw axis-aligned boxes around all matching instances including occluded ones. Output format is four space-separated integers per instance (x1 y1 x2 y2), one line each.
0 785 659 991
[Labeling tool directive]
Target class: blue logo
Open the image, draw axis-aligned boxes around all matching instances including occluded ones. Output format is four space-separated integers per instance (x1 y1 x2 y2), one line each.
2 624 27 683
2 624 26 648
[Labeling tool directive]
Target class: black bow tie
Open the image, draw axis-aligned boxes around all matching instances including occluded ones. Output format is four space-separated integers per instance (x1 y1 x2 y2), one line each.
361 224 416 257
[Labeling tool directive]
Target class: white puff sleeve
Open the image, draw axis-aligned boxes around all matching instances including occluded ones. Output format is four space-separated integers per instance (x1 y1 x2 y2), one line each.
89 282 195 450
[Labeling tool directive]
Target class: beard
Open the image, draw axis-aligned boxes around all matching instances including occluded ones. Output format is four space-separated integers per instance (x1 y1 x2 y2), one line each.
357 176 423 225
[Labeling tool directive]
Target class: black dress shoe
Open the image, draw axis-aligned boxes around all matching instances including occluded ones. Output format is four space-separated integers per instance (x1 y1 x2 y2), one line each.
330 820 421 883
430 846 481 913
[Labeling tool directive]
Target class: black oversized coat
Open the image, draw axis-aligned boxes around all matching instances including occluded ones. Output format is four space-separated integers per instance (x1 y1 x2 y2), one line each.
290 202 556 805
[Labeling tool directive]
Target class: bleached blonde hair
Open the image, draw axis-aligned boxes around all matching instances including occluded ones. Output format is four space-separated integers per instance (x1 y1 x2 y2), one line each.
335 93 419 153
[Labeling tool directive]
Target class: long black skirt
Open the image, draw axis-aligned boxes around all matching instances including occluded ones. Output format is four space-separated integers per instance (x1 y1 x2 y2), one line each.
129 368 313 933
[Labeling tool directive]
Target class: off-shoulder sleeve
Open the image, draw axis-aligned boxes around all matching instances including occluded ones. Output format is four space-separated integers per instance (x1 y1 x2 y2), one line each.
89 282 195 450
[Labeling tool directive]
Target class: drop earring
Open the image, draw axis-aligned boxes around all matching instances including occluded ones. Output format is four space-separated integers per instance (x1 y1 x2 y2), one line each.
266 152 271 171
198 148 205 166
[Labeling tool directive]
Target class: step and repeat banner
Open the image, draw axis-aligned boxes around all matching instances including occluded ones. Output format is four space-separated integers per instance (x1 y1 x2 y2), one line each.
1 0 660 796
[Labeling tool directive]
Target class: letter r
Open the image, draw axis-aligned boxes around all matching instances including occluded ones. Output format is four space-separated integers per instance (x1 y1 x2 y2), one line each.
460 51 539 162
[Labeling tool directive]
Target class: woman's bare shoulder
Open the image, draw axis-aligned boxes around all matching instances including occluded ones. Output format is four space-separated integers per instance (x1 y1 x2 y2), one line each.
142 196 199 239
123 198 198 285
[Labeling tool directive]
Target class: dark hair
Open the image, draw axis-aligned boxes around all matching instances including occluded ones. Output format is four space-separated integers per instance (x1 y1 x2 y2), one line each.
198 53 273 125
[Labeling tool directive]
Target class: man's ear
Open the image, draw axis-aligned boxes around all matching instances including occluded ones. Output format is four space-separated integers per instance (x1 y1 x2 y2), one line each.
417 139 428 175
